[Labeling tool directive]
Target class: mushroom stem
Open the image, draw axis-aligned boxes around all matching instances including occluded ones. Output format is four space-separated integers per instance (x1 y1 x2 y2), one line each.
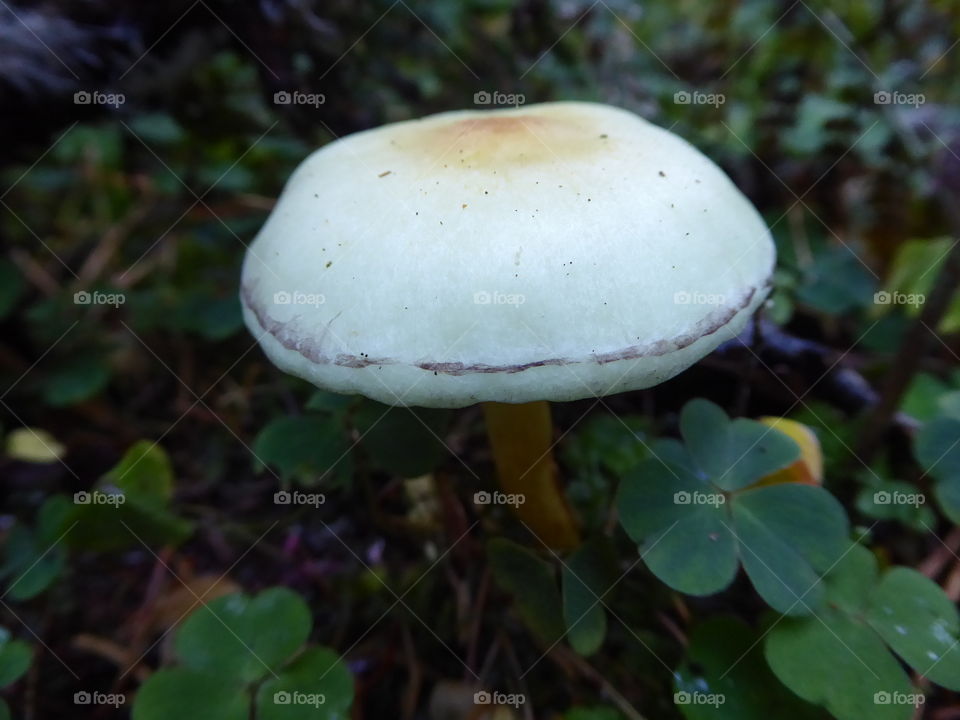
481 401 580 550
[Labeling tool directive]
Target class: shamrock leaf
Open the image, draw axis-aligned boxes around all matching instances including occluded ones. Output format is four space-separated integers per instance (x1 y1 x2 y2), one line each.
681 399 801 491
766 543 960 720
674 618 825 720
133 588 353 720
618 459 848 614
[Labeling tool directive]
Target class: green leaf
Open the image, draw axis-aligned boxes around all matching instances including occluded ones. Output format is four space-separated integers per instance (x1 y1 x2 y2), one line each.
42 355 111 407
305 391 357 415
176 588 311 683
854 481 935 532
132 669 247 720
733 484 850 615
765 545 923 720
66 444 191 552
901 373 952 422
253 415 352 486
0 632 32 687
562 538 617 656
881 237 960 333
674 618 825 720
563 414 651 478
354 403 452 478
617 460 849 613
681 400 800 491
102 440 174 502
488 538 564 646
255 647 355 719
616 458 737 596
915 416 960 523
796 248 876 315
865 568 960 690
1 523 67 601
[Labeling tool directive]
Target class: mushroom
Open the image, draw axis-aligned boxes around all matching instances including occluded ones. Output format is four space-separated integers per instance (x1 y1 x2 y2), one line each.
241 101 774 549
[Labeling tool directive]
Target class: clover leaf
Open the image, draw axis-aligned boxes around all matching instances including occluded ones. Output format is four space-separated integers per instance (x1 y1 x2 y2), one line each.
765 543 960 720
617 400 849 615
133 588 353 720
674 618 825 720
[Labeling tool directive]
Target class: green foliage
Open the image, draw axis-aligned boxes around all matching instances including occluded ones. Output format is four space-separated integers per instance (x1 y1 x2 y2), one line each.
488 538 564 646
133 588 353 720
353 403 453 478
562 538 618 656
795 248 877 315
66 441 193 551
253 414 352 487
1 496 70 600
0 628 31 720
674 619 824 720
765 543 960 720
617 400 850 614
914 412 960 523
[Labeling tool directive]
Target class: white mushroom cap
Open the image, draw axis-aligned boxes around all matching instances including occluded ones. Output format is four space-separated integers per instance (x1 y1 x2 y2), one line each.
241 101 774 408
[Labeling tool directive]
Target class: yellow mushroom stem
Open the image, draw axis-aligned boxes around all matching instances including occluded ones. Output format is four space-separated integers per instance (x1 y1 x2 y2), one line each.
481 401 580 550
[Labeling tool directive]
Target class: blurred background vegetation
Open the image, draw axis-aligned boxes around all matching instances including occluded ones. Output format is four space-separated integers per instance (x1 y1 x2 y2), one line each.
1 0 960 718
